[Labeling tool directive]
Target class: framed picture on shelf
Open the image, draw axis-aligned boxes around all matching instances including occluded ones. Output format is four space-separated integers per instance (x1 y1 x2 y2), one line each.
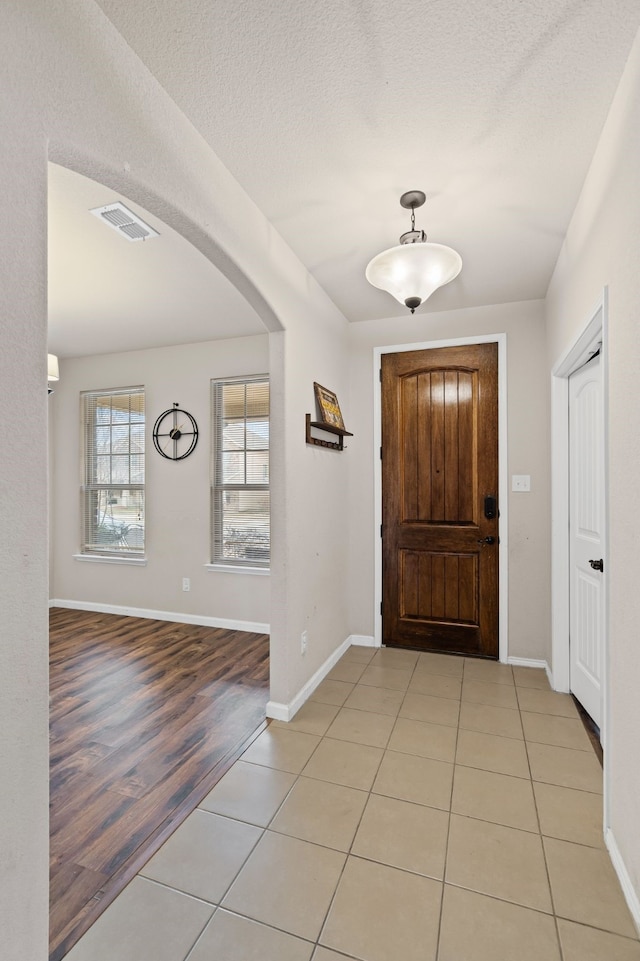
313 382 345 430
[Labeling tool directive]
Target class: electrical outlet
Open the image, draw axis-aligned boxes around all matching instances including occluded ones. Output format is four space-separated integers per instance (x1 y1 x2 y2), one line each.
301 630 308 655
182 577 190 592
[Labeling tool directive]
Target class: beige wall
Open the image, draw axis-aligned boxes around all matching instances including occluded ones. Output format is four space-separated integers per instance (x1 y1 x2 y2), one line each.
347 300 551 662
0 1 349 955
50 336 271 627
546 27 640 910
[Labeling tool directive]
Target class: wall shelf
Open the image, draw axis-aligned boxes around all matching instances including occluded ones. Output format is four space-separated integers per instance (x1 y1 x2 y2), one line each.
305 413 353 451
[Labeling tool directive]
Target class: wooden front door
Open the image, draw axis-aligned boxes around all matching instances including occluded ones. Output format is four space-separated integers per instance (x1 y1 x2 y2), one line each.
381 343 499 657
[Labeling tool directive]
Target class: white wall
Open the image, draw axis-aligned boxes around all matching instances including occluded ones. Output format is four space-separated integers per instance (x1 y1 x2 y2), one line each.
0 2 350 956
50 336 270 628
546 27 640 913
347 300 550 662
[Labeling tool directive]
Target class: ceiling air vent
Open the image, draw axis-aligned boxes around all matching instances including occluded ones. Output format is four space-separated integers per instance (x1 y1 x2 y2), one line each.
90 202 159 242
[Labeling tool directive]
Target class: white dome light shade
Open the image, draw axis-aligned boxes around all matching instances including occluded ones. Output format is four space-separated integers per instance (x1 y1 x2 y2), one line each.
366 241 462 312
47 353 60 381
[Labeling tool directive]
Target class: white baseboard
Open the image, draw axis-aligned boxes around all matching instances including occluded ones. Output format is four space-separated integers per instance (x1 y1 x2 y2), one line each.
507 656 548 669
605 828 640 936
267 636 352 722
348 634 377 648
49 598 270 635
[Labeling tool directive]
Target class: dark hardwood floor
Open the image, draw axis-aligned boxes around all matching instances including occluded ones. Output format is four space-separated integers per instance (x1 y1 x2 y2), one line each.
49 607 269 961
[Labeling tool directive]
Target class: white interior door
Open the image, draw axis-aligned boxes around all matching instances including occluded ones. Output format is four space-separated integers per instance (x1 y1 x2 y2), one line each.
569 353 605 730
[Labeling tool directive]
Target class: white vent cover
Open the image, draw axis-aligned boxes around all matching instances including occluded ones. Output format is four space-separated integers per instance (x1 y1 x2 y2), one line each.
90 202 159 242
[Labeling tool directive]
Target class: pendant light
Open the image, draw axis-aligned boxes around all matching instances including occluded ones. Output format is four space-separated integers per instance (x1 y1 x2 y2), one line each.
365 191 462 313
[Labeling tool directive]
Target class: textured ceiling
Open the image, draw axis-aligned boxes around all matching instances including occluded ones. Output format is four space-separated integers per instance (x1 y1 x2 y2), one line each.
51 1 640 355
93 0 640 323
48 163 265 357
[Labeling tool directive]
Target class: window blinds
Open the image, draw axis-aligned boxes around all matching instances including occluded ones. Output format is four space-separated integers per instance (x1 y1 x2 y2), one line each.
211 376 270 566
80 387 145 556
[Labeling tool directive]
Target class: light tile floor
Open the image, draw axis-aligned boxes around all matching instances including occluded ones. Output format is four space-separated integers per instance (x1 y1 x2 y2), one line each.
64 647 640 961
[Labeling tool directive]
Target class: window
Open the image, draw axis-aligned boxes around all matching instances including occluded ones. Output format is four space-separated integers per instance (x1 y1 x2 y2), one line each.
81 387 145 556
211 376 269 567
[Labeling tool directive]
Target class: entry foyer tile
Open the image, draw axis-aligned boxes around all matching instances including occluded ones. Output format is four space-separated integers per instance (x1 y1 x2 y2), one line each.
417 651 465 677
340 646 376 665
373 750 453 810
271 700 340 736
325 707 395 748
451 765 539 832
544 836 638 937
358 664 413 691
310 678 355 707
188 909 314 961
343 683 404 716
199 760 295 827
140 809 261 903
269 776 368 851
534 781 604 847
63 876 213 961
352 793 448 879
462 678 519 709
446 814 552 912
387 716 457 762
521 711 593 751
407 671 462 699
370 647 420 670
512 665 552 690
241 726 321 774
459 700 523 739
557 919 640 961
320 855 442 961
463 659 514 685
222 831 345 941
400 691 460 727
526 741 603 792
326 661 366 684
455 728 530 778
517 686 579 717
313 949 359 961
302 737 383 791
438 885 561 961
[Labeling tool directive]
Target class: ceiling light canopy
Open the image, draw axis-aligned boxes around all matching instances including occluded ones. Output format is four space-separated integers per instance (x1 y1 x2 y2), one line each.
365 191 462 313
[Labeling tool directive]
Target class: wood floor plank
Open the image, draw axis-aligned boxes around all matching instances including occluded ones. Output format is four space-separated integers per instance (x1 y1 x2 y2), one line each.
49 607 269 960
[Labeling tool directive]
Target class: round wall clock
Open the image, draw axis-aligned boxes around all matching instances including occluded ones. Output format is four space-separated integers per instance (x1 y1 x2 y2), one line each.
152 403 199 460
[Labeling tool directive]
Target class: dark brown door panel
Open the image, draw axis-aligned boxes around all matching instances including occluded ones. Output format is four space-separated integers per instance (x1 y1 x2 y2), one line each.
382 343 499 658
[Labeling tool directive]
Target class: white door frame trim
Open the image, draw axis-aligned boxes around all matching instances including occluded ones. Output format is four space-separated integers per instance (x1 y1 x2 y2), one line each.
550 288 609 822
373 333 509 662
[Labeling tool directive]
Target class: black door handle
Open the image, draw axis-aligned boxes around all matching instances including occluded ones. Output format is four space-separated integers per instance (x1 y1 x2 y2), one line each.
477 536 496 545
589 558 604 572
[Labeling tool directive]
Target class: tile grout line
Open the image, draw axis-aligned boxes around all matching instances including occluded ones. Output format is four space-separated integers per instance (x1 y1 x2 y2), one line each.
147 649 635 961
313 652 400 957
519 687 566 960
433 656 466 961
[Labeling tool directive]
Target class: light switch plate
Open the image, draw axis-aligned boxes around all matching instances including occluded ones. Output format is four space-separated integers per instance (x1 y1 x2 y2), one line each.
512 474 531 492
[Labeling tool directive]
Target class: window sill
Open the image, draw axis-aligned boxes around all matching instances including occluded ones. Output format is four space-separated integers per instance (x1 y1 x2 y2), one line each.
73 553 148 567
205 563 270 576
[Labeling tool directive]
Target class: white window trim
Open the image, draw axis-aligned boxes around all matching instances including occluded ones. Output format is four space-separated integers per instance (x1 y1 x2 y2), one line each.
80 385 146 560
73 553 148 567
204 563 270 576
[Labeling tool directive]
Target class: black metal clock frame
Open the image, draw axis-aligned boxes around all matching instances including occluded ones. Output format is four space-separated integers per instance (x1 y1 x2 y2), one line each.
152 402 199 460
